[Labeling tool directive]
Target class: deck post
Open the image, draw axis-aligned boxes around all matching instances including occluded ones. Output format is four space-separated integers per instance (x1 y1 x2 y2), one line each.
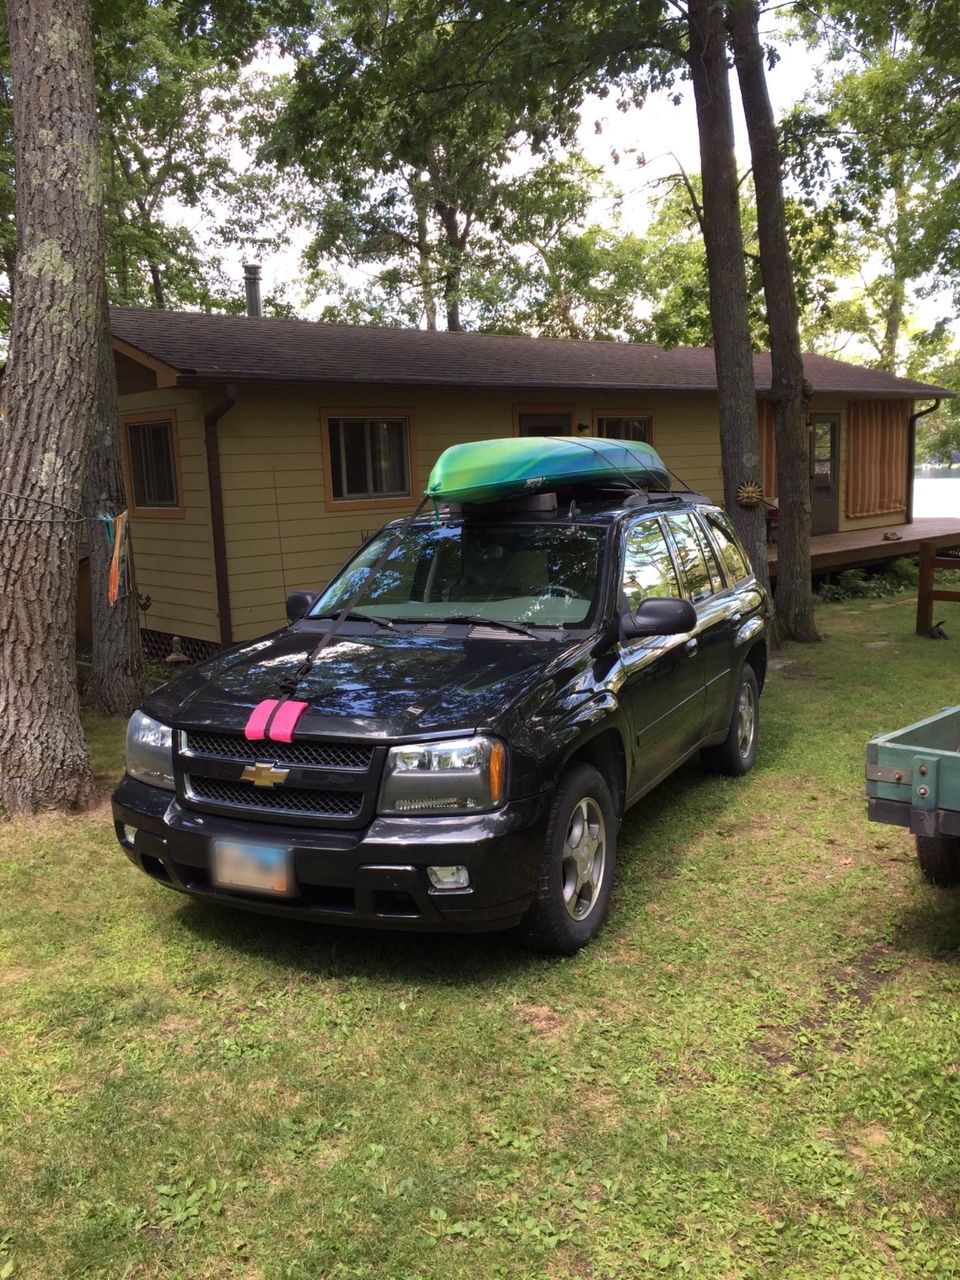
916 538 960 636
917 541 935 635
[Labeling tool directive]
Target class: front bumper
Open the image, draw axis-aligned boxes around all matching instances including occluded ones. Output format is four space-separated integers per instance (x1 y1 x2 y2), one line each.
112 775 548 932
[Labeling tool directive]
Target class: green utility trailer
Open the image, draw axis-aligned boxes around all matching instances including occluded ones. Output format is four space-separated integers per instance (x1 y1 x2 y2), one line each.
866 706 960 886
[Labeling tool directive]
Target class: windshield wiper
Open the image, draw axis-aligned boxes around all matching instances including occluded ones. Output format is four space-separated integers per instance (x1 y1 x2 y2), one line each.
314 610 395 631
434 613 539 638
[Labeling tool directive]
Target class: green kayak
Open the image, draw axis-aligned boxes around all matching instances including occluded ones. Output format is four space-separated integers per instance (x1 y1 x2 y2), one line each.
426 436 671 505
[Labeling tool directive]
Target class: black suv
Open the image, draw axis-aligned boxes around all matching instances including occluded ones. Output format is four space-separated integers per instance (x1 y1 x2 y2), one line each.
113 489 771 953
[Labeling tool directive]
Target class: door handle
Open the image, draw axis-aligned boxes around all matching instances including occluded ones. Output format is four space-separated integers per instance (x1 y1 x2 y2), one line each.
685 638 698 655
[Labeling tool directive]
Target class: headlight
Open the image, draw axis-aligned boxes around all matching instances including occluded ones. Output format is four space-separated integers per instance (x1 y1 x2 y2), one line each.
125 710 175 791
378 735 506 816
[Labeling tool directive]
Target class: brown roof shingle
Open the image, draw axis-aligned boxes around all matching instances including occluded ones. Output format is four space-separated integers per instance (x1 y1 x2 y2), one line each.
110 306 953 399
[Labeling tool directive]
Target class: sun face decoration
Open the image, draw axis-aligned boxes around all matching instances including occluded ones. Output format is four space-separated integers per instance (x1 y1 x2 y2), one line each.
736 481 765 508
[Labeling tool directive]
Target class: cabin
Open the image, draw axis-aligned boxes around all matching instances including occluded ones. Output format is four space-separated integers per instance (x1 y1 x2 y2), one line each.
109 305 955 657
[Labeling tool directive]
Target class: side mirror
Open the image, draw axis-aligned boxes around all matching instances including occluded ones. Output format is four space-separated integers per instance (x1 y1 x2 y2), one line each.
621 596 697 640
286 590 319 623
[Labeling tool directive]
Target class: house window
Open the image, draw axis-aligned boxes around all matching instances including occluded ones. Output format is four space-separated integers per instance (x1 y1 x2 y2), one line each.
596 415 653 443
328 417 411 501
125 418 180 511
516 409 573 436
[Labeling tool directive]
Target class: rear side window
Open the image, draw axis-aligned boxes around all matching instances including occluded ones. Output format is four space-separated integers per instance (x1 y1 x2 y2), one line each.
704 512 752 583
664 514 716 602
621 519 681 613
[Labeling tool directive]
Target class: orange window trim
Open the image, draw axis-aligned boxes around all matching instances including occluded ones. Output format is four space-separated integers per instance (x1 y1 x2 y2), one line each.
319 407 419 513
120 409 186 519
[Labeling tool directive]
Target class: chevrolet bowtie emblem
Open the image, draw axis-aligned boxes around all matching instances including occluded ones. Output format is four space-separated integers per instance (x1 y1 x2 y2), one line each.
241 762 290 787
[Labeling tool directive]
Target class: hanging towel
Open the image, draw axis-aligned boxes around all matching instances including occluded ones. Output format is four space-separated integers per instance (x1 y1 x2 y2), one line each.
107 510 129 606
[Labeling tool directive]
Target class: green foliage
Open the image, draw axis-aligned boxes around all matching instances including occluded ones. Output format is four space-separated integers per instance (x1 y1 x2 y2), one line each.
783 5 960 370
816 559 918 603
268 0 676 330
0 0 306 325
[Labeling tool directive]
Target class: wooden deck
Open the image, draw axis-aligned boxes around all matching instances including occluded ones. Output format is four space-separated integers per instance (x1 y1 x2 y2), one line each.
768 517 960 577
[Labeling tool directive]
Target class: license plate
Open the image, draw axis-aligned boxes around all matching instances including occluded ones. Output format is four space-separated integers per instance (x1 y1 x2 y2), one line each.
211 840 293 896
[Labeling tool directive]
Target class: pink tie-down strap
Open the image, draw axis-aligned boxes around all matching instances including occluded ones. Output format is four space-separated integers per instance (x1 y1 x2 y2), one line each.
244 699 279 740
268 699 309 742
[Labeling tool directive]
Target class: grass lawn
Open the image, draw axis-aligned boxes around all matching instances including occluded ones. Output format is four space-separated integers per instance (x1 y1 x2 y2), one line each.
2 596 960 1279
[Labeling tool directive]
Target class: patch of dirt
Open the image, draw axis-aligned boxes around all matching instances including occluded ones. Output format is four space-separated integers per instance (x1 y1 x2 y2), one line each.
865 641 893 648
514 1002 565 1036
850 1123 892 1167
0 966 30 987
779 662 822 681
749 942 900 1071
826 941 899 1007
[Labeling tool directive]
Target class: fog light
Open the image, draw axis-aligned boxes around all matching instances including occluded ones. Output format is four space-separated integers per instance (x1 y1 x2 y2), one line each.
427 865 470 890
122 824 138 847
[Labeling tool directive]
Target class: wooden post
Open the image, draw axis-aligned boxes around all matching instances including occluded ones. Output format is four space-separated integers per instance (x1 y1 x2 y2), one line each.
916 538 960 635
917 541 935 635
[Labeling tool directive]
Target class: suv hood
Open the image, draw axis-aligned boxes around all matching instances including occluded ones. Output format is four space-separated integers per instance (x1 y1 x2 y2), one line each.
143 627 583 741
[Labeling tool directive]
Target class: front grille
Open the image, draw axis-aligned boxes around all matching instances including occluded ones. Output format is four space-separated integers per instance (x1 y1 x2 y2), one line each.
184 731 373 771
187 776 363 818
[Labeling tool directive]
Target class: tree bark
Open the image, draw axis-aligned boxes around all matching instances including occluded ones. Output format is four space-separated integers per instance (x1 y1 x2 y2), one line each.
686 0 769 592
728 0 818 641
0 0 104 814
437 201 467 332
878 167 908 373
83 300 148 716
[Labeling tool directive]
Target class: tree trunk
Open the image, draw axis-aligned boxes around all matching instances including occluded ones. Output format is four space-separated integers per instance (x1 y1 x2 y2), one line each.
878 170 908 373
409 176 437 330
437 202 466 332
83 300 148 716
0 0 104 814
728 0 817 642
686 0 769 592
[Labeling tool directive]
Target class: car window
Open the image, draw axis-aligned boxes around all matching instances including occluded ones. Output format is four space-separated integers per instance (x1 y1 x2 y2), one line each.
309 520 607 628
621 519 680 613
704 512 752 583
691 517 725 594
663 514 715 603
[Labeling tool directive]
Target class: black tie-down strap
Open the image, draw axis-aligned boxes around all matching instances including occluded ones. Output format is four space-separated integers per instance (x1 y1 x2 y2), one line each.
277 495 431 697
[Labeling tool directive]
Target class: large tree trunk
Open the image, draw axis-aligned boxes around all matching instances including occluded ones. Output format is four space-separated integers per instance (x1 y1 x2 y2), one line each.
0 0 103 814
686 0 769 591
728 0 817 641
83 302 147 716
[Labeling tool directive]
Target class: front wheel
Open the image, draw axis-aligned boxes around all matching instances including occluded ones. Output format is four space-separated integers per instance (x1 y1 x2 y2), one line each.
701 664 759 777
517 763 617 955
916 834 960 887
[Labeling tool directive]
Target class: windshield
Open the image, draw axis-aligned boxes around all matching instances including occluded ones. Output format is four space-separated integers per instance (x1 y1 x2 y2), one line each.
310 521 607 629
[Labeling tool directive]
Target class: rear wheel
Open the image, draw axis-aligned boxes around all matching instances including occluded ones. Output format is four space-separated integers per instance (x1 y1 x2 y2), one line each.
701 664 759 777
517 763 617 955
916 834 960 887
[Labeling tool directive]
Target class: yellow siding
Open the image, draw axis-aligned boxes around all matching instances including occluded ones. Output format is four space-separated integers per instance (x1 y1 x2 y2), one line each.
218 386 727 640
114 378 914 646
116 387 219 642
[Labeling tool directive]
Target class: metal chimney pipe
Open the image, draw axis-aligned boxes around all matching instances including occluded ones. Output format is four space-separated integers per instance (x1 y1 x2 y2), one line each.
243 263 262 317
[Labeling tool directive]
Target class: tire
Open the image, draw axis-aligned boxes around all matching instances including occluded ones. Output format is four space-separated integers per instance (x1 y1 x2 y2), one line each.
916 834 960 887
517 763 617 955
701 664 759 777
